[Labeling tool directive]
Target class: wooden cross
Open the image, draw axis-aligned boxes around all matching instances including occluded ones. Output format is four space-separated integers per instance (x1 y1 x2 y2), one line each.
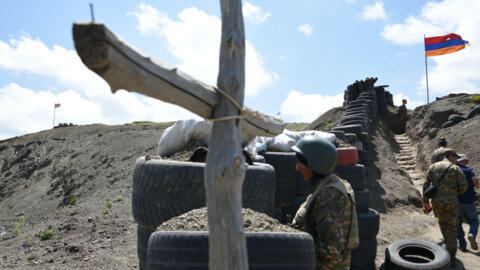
73 1 284 269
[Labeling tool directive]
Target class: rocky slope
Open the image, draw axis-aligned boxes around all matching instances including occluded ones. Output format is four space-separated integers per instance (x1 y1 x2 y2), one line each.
0 123 172 269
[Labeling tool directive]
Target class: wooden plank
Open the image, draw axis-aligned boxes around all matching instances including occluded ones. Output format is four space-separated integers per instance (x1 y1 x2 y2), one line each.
205 0 248 269
72 23 284 137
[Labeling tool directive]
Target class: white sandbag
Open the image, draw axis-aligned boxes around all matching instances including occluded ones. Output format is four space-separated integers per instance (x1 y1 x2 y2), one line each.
157 119 211 156
158 119 255 156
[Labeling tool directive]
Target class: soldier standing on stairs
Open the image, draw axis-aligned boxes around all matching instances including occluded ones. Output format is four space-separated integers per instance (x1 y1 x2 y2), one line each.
291 136 359 270
431 137 448 164
397 99 408 133
423 149 467 268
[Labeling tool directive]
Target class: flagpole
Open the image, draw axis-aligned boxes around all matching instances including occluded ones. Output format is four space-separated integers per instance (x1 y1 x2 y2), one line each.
424 34 430 104
53 104 56 128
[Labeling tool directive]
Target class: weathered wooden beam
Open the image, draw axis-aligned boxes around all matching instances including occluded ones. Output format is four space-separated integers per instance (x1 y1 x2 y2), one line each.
205 0 248 269
72 22 284 137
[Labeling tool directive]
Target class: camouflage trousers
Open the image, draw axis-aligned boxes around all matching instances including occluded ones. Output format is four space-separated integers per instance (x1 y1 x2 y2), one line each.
315 250 351 270
434 205 459 257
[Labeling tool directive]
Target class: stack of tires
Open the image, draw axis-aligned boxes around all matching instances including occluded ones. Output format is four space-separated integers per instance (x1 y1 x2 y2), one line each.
335 163 379 270
131 156 277 269
263 152 309 223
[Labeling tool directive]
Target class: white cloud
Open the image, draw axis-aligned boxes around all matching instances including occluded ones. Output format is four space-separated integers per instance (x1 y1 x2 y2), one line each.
297 24 313 36
128 3 171 34
243 1 271 24
361 2 387 21
392 93 424 109
0 36 197 140
129 4 277 97
280 90 344 122
381 0 480 95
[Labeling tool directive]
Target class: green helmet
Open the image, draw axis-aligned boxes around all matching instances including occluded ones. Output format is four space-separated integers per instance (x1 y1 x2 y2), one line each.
291 136 337 175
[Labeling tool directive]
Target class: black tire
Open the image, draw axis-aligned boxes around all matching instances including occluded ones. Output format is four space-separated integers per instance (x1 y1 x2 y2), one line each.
329 130 346 141
275 182 296 207
345 106 369 113
357 209 379 240
345 133 358 144
333 124 365 135
447 114 466 123
467 105 480 119
351 238 377 268
147 231 315 270
132 157 276 230
350 100 372 106
441 121 455 128
359 132 370 144
334 164 366 191
263 152 301 184
138 225 154 270
345 108 368 114
358 150 371 165
340 120 368 130
296 177 312 196
344 111 368 117
385 239 450 270
354 189 369 214
342 115 369 123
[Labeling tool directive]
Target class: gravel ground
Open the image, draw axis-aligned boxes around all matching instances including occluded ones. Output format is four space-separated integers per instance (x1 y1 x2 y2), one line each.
157 207 300 233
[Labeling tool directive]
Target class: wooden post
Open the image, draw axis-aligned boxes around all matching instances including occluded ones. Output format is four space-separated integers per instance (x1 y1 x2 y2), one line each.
205 0 248 269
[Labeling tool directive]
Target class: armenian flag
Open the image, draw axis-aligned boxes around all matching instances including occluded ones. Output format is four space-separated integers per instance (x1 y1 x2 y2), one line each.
425 33 470 57
54 103 61 108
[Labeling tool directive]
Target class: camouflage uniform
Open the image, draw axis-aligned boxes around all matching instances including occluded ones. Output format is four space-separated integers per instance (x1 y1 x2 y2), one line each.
423 160 467 259
293 174 359 270
431 147 447 164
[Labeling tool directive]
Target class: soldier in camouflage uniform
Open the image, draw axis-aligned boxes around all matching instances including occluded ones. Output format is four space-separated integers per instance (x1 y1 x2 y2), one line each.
423 149 467 267
291 136 359 270
431 137 448 164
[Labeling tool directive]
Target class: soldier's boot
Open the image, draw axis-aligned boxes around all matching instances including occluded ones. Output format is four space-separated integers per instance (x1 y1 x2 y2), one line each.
449 252 456 269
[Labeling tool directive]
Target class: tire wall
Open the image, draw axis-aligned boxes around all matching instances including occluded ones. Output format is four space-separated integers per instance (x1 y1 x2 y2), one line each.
335 78 381 269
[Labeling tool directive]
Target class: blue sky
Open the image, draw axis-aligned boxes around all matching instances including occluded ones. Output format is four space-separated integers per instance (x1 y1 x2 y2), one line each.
1 0 479 139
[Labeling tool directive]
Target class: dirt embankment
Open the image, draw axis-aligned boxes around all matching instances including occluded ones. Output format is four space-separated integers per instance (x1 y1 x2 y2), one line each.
0 123 171 269
407 93 480 171
306 106 344 131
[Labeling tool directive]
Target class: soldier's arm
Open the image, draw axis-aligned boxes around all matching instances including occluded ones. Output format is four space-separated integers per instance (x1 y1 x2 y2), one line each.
313 188 347 263
423 165 434 204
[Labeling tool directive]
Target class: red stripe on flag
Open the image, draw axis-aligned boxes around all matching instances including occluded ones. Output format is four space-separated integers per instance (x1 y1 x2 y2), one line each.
425 33 463 45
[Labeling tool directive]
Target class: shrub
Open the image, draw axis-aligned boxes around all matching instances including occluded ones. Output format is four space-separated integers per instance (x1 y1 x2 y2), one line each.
40 231 54 241
105 201 113 208
114 195 123 202
324 122 334 131
69 196 77 205
472 95 480 103
102 209 110 215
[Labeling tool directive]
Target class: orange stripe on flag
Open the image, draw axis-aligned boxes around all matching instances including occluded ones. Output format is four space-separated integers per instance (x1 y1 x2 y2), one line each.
426 44 468 57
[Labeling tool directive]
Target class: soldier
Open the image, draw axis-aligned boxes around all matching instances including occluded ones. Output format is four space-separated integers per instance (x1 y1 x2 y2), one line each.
397 99 408 133
431 137 448 164
291 136 359 270
423 149 467 267
456 154 479 251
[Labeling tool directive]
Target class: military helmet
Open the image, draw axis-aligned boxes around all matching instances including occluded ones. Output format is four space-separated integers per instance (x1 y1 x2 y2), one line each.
291 136 337 175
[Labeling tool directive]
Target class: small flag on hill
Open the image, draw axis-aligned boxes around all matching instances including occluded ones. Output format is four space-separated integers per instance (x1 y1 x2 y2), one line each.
425 33 470 57
54 103 61 109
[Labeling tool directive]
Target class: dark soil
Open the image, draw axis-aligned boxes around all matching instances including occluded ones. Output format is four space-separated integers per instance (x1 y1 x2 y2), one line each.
157 207 300 233
0 123 171 269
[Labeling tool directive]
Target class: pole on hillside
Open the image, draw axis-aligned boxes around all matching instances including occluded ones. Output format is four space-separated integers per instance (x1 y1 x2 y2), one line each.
205 0 249 269
52 104 56 128
90 3 95 22
424 34 430 104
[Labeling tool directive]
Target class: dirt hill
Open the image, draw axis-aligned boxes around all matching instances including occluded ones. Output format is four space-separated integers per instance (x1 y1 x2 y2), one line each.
1 93 479 269
0 123 172 269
